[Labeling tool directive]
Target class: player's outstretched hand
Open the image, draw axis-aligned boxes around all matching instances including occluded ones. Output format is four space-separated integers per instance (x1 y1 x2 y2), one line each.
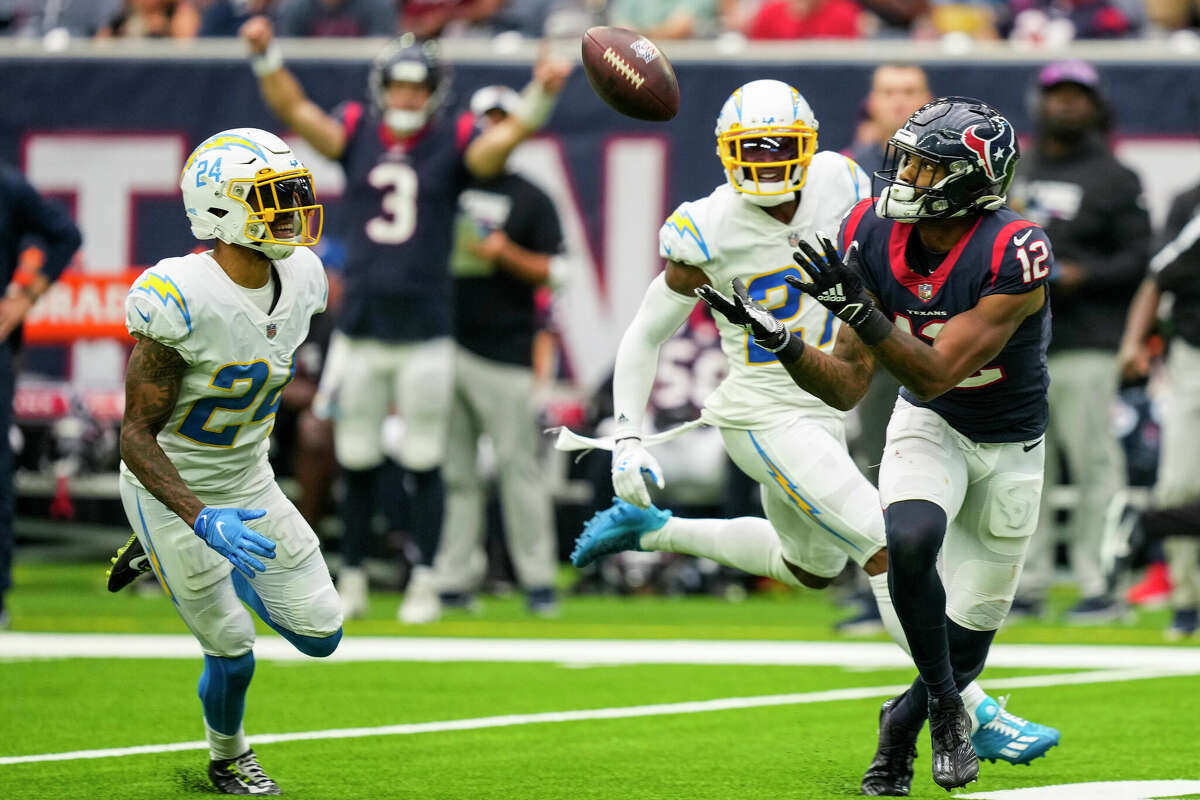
612 438 665 509
239 15 273 54
193 506 275 579
695 279 791 353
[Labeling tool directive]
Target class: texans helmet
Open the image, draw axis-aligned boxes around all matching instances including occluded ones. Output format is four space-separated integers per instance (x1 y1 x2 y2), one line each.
368 33 449 134
874 96 1019 222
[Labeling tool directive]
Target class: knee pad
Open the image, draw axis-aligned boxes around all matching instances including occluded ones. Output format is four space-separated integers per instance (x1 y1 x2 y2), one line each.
204 606 256 658
945 558 1021 631
885 500 948 574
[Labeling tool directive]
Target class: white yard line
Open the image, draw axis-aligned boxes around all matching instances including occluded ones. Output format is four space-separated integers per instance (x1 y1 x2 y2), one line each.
2 633 1199 670
0 666 1193 766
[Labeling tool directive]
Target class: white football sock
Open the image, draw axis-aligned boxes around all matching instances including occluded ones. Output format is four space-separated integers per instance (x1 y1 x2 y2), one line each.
869 571 911 655
959 681 987 733
640 516 803 587
205 720 248 761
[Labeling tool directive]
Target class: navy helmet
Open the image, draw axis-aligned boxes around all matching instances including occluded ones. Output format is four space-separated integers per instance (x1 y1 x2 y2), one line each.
874 96 1019 222
368 33 450 134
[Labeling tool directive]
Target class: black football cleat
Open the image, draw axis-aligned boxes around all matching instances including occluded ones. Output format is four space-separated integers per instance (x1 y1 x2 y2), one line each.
208 749 281 795
861 695 920 796
928 693 979 791
106 534 152 592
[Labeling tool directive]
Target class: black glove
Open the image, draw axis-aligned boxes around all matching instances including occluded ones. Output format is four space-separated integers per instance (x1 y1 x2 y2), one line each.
786 234 893 346
695 278 805 362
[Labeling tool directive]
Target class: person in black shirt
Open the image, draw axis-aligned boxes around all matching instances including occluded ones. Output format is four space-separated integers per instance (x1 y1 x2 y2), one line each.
0 161 82 628
431 85 565 617
1119 177 1200 640
1010 60 1150 623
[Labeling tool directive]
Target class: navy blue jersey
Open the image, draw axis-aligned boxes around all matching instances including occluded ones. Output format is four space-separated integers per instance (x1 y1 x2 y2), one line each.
335 102 475 341
841 199 1053 443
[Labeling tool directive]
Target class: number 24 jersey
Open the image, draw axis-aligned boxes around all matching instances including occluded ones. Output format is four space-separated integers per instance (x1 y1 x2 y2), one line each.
121 249 328 496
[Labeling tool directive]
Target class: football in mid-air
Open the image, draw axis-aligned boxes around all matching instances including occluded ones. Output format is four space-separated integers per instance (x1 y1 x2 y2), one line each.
581 27 679 122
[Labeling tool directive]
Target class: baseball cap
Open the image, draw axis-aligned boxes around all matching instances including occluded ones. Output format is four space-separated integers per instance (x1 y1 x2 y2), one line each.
1038 60 1100 91
470 85 523 117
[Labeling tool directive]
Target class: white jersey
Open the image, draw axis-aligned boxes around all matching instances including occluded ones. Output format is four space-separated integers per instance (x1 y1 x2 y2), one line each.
659 151 871 430
120 248 328 497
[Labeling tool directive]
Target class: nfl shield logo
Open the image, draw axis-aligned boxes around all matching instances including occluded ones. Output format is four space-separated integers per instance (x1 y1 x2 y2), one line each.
265 322 277 339
918 283 934 301
788 231 802 248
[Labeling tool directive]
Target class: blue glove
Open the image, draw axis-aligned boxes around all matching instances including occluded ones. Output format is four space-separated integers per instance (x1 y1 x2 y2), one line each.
193 506 275 579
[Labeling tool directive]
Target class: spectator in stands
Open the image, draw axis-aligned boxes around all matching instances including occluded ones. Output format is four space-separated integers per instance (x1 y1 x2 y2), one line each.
1119 174 1200 640
201 0 280 36
744 0 866 37
607 0 728 39
276 0 397 36
432 85 565 617
857 0 933 35
96 0 202 38
1011 60 1151 623
929 0 1002 38
0 160 83 629
1007 0 1140 38
1 0 122 37
400 0 505 38
1145 0 1200 31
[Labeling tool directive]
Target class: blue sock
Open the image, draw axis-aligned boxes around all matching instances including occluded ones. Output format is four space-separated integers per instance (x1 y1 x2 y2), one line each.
198 652 254 736
231 571 342 658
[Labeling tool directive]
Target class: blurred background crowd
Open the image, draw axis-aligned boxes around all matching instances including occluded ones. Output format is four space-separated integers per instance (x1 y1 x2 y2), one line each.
1 0 1199 45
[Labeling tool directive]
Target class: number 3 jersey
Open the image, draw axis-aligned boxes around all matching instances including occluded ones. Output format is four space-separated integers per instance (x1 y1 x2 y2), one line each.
120 249 328 496
334 102 474 342
841 199 1053 443
659 151 871 430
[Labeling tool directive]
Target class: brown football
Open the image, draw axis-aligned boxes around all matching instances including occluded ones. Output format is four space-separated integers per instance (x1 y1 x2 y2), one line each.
581 26 679 122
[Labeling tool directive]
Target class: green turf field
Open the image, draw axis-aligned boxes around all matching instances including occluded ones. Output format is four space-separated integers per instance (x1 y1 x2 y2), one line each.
2 563 1198 799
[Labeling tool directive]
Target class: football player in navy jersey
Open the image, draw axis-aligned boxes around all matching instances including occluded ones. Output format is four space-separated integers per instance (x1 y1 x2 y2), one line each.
240 16 568 623
698 98 1054 793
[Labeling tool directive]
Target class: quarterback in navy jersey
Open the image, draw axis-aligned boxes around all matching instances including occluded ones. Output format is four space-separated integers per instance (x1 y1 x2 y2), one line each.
700 98 1057 794
241 16 569 624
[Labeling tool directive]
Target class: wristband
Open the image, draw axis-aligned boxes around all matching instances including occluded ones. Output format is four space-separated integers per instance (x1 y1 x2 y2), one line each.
855 308 894 347
250 43 284 77
517 82 557 131
772 331 806 364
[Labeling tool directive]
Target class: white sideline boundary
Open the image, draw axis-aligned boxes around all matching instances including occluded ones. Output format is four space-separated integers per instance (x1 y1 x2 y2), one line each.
2 633 1200 670
0 666 1194 766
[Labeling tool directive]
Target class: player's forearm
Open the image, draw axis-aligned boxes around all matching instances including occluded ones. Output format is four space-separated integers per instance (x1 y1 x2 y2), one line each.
119 430 204 527
867 329 953 402
256 67 308 128
494 242 551 285
1119 278 1161 353
779 345 870 412
465 118 527 179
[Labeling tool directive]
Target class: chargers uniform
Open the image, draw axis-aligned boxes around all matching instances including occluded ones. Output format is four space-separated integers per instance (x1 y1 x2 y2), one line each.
843 198 1054 629
119 248 341 653
658 151 885 577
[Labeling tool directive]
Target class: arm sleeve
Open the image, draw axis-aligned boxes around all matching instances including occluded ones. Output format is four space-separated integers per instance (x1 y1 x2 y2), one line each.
611 272 699 439
126 267 197 364
13 174 82 283
1151 198 1200 295
984 224 1054 297
1079 168 1151 290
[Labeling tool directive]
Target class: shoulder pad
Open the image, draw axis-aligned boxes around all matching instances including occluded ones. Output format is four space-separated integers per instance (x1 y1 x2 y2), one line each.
126 261 195 355
987 220 1054 295
659 192 720 266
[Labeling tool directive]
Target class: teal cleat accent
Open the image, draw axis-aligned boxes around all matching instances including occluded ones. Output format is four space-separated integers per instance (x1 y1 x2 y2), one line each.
971 694 1061 765
570 499 672 568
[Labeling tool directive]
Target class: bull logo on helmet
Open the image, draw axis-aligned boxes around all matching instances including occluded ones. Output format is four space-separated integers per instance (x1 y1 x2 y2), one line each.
961 120 1013 183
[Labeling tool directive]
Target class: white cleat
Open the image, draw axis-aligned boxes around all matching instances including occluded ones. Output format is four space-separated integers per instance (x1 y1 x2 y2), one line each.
399 566 442 624
338 566 368 620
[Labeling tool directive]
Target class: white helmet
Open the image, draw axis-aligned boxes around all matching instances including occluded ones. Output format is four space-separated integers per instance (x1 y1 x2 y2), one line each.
715 80 819 207
180 128 322 260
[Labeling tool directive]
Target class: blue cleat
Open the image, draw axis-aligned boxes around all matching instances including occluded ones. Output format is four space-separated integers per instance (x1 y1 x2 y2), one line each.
570 499 672 568
971 694 1061 765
